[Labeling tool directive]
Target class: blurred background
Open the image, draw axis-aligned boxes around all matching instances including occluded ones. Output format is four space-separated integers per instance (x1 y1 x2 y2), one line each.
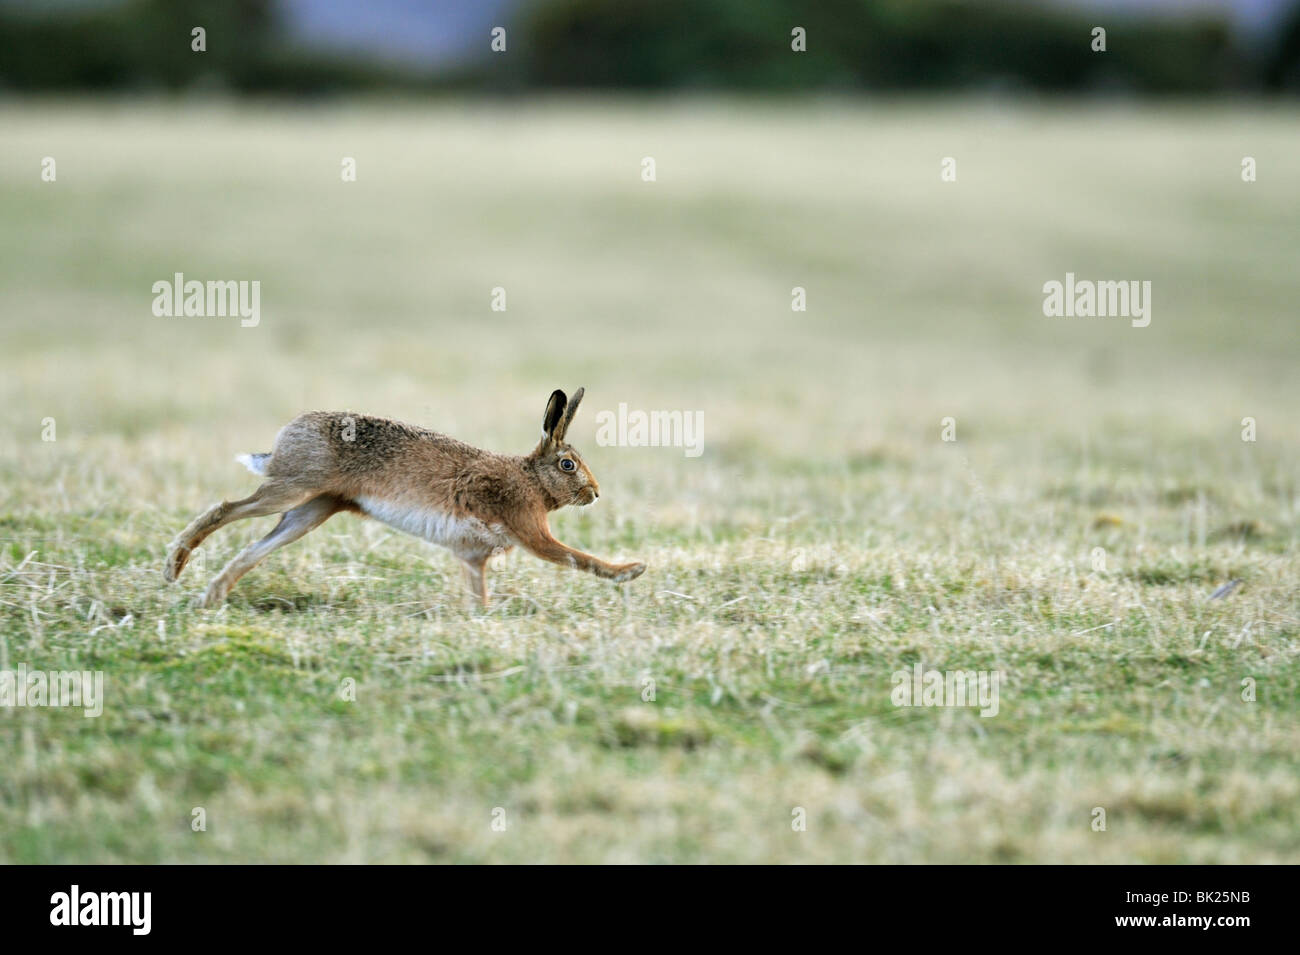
4 0 1296 458
4 0 1300 94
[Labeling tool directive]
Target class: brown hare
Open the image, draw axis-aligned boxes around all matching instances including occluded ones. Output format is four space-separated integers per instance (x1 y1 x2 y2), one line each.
164 388 646 607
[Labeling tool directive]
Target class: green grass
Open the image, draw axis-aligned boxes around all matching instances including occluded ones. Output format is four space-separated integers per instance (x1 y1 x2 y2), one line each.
0 98 1297 862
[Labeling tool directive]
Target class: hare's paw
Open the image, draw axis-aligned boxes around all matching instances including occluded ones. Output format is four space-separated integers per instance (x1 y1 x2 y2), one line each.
198 580 229 608
613 562 646 583
163 545 190 583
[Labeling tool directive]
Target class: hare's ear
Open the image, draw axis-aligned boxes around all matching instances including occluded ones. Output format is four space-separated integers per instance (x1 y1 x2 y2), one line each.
540 389 567 445
555 386 584 441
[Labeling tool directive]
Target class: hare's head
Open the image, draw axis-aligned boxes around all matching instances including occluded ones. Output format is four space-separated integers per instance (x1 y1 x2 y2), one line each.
530 388 600 508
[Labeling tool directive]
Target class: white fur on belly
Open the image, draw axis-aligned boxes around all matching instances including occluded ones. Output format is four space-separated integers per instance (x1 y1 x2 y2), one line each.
355 496 512 553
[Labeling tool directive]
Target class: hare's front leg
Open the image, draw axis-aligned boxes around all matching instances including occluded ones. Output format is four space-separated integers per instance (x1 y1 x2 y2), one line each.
510 518 645 583
457 551 491 608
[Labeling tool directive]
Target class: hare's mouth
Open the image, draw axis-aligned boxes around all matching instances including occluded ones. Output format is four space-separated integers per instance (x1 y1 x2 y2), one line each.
577 487 598 506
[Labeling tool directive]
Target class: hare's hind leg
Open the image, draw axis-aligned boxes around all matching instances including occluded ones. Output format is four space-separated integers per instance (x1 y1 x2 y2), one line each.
200 494 348 607
165 480 313 583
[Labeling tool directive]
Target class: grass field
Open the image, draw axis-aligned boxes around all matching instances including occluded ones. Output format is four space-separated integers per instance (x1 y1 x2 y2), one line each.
1 98 1298 863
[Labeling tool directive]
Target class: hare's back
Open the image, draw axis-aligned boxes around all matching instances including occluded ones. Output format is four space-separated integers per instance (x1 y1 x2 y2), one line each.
274 412 476 476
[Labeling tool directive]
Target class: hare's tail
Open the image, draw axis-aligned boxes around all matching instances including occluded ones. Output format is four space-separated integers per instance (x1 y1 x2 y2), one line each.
235 452 271 476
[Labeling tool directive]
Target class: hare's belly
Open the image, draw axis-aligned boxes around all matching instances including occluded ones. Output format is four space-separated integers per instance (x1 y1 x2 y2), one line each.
355 496 512 552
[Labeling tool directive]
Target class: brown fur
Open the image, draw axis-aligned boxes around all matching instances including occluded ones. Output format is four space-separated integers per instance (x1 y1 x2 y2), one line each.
164 388 646 607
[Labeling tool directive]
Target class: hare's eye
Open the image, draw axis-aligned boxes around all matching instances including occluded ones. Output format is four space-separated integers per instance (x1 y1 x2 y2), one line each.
560 458 576 472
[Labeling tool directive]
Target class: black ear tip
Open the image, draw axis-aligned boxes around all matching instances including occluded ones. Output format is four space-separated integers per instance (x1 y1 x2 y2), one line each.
542 389 567 434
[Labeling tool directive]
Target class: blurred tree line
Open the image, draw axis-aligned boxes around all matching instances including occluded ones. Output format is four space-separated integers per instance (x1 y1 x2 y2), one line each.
0 0 423 93
3 0 1300 95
